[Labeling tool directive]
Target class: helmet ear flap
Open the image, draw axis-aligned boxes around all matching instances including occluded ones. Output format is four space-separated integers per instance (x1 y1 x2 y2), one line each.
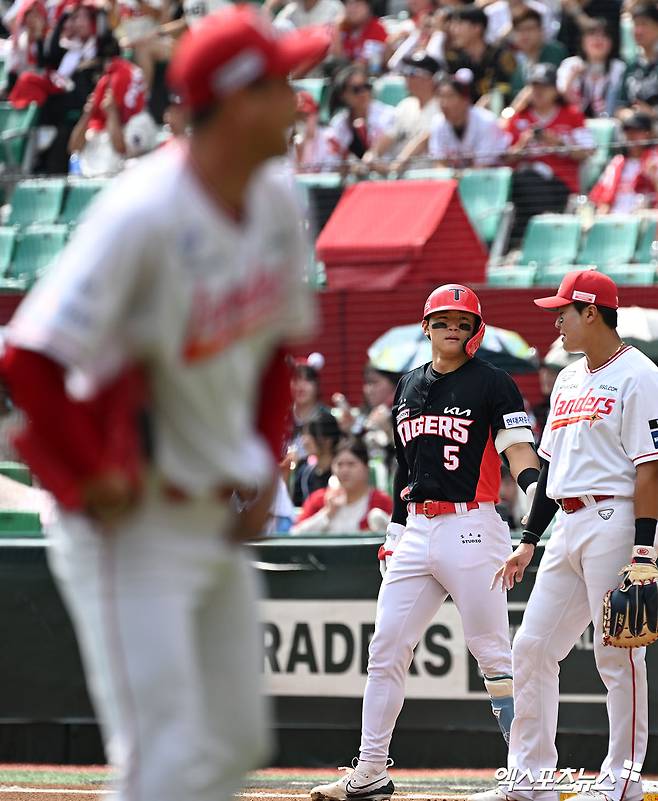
465 320 485 357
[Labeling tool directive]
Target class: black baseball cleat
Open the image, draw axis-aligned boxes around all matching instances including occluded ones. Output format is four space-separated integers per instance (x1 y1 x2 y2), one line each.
310 758 395 801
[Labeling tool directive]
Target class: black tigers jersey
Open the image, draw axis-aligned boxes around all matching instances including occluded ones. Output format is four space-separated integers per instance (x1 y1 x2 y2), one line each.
391 357 531 522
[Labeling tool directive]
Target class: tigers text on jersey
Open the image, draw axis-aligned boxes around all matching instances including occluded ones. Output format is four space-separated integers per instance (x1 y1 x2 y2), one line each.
7 142 314 496
539 345 658 499
392 358 532 503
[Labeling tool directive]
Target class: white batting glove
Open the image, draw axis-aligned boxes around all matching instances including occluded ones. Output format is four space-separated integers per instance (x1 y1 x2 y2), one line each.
378 522 405 578
520 481 537 527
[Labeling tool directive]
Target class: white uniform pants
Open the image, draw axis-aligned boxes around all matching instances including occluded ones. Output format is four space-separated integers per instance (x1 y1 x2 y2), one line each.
509 498 647 801
360 503 513 765
46 494 270 801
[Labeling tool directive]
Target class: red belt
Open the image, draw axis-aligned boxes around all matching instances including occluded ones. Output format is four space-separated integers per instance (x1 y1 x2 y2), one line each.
558 495 613 514
408 500 479 518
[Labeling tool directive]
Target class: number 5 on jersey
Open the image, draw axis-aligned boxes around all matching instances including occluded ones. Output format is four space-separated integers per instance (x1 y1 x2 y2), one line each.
444 445 460 470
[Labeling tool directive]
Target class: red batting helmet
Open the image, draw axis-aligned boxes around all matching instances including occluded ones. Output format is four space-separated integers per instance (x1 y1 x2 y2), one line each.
422 283 485 358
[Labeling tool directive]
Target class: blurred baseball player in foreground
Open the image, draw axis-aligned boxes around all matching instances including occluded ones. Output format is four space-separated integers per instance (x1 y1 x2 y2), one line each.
472 270 658 801
0 8 329 801
311 284 540 801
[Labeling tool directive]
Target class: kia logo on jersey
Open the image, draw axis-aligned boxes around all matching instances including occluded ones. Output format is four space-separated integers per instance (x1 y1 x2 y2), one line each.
397 414 474 446
551 388 616 430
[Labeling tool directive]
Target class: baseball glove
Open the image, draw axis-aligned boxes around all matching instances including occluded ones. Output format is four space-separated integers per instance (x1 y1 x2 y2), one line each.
603 548 658 648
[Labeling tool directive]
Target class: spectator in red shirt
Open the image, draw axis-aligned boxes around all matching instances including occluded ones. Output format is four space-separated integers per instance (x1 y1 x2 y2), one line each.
504 62 594 244
330 0 387 71
590 112 658 213
292 437 393 534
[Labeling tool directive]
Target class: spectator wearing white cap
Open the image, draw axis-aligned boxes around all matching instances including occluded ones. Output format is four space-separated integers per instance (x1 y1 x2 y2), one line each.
361 51 441 174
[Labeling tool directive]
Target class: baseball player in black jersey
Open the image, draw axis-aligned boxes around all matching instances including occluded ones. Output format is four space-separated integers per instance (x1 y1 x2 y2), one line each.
311 284 540 801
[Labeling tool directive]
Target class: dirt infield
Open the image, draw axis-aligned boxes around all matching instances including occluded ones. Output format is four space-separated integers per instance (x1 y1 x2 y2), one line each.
0 765 499 801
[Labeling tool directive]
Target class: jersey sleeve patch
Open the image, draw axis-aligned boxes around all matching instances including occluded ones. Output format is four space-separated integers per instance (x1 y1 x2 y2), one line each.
649 419 658 449
503 411 531 429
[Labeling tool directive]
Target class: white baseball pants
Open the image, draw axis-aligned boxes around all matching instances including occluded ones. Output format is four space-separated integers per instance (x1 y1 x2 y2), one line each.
360 503 514 766
46 493 270 801
508 498 647 801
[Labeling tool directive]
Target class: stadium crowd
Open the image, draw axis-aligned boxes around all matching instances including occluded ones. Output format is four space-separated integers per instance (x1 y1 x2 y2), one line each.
0 0 656 203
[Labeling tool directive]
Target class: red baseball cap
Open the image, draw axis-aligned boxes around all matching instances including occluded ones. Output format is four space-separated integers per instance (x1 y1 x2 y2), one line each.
534 268 619 310
296 89 319 115
168 4 330 111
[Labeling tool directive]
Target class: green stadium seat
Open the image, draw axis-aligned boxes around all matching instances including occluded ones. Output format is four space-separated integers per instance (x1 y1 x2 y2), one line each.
519 214 581 268
8 178 66 227
581 118 618 192
0 461 32 486
0 510 41 538
0 102 38 169
458 168 513 244
576 215 640 268
404 167 454 180
634 217 658 263
486 264 537 287
535 263 588 286
0 224 68 290
373 75 408 107
295 172 343 189
601 263 657 285
0 227 17 275
59 178 107 225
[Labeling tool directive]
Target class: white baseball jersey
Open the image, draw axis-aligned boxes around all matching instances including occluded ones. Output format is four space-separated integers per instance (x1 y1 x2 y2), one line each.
538 345 658 499
7 142 314 495
428 106 510 167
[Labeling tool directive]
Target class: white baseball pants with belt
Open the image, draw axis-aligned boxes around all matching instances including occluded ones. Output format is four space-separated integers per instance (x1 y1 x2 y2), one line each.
359 502 514 766
508 497 647 801
46 492 270 801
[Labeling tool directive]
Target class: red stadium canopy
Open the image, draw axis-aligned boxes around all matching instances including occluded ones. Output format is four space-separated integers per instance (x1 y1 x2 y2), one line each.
316 179 487 290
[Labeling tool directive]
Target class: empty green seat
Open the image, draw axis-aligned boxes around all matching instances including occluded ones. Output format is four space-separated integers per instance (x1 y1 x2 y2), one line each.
0 224 68 290
0 461 31 486
0 102 38 168
519 214 581 268
8 178 66 227
458 168 512 244
576 215 640 268
487 264 537 287
0 227 16 275
634 217 658 263
535 263 588 286
601 263 656 285
373 75 408 107
0 510 41 538
581 118 619 192
404 167 454 180
59 179 107 225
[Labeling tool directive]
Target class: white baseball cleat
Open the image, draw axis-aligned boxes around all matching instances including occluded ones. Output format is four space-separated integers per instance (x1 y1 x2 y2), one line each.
310 758 395 801
466 788 519 801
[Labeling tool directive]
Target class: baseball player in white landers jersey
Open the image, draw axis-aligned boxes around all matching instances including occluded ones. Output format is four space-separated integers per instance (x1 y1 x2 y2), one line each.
0 8 329 801
471 269 658 801
311 285 540 801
